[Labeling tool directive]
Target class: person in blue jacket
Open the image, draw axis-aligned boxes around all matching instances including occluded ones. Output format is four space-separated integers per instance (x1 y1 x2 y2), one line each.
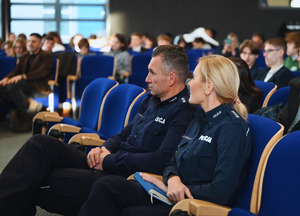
78 55 252 216
0 45 196 216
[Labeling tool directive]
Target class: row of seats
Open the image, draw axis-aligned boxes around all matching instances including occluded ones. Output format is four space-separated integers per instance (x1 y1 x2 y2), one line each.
33 78 146 151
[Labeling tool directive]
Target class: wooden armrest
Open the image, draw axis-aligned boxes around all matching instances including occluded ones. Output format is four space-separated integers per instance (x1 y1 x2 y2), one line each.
68 133 105 146
169 199 231 216
67 75 78 81
44 114 64 122
33 111 59 122
48 80 58 86
127 172 164 181
48 123 82 134
67 75 78 99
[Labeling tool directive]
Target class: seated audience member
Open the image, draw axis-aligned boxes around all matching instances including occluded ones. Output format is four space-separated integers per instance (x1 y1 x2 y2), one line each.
42 35 55 53
182 27 219 48
230 57 262 113
220 32 240 57
252 32 265 50
8 32 16 42
16 33 27 43
0 45 196 216
2 41 14 57
239 39 260 79
173 35 188 49
284 31 300 71
256 37 292 89
47 31 65 53
105 33 131 84
128 32 148 53
192 37 212 50
13 38 27 59
69 33 84 52
78 55 251 216
77 38 94 57
276 51 300 134
144 34 156 50
157 34 172 46
0 33 53 132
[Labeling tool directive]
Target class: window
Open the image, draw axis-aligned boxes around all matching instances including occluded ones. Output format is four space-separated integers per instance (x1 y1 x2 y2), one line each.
10 0 108 43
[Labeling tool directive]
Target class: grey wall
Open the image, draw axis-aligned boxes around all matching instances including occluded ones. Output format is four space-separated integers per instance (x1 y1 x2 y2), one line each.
109 0 300 43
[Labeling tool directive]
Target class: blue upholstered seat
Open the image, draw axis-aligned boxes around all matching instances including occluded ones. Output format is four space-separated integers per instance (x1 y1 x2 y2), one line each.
229 130 300 216
33 78 118 136
254 80 277 107
266 86 290 107
79 84 146 140
129 54 151 89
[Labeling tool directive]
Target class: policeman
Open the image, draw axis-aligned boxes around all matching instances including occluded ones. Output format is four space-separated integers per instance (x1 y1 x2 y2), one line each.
0 45 196 216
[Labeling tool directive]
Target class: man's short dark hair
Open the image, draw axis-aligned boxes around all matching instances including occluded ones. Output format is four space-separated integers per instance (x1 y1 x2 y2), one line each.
266 37 286 52
45 35 54 42
152 45 189 83
30 33 42 41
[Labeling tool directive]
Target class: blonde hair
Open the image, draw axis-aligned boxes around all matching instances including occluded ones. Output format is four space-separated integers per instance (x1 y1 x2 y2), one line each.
198 55 248 121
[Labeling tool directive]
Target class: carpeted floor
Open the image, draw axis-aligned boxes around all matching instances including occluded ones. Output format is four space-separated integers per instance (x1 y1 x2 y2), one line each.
0 120 62 216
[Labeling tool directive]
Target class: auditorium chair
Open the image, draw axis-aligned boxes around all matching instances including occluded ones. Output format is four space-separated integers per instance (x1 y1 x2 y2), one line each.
32 78 118 135
52 84 146 148
228 131 300 216
254 80 277 107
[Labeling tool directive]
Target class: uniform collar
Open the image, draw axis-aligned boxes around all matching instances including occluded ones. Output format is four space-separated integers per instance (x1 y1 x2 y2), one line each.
196 104 231 124
153 86 189 106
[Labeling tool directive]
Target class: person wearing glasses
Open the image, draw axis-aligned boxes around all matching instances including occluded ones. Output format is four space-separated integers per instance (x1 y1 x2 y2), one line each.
256 37 292 88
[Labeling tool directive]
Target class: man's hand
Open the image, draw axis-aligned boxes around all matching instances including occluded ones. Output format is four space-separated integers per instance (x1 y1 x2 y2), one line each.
167 175 193 202
87 147 102 168
0 77 9 86
93 147 111 170
7 75 23 84
87 147 111 170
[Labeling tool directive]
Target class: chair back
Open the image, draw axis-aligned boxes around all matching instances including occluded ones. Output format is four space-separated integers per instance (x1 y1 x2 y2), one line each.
266 86 290 107
77 78 118 130
97 84 145 140
256 131 300 215
187 49 203 73
76 55 114 100
0 56 17 79
129 54 151 89
128 92 148 123
291 71 300 78
231 114 283 212
255 50 266 69
254 80 277 107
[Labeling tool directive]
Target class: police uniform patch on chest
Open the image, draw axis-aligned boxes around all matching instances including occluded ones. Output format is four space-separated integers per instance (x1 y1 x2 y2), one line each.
155 117 166 124
198 135 212 143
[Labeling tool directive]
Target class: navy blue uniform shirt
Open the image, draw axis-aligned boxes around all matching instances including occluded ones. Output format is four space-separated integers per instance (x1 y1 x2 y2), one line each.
163 104 251 205
102 86 196 176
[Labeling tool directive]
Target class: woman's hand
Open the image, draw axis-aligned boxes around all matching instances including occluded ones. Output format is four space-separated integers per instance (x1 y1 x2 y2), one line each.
140 172 167 193
167 175 193 202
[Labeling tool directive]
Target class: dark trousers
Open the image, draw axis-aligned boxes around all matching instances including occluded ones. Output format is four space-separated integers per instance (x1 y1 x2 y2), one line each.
0 79 37 114
78 175 172 216
0 135 113 216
